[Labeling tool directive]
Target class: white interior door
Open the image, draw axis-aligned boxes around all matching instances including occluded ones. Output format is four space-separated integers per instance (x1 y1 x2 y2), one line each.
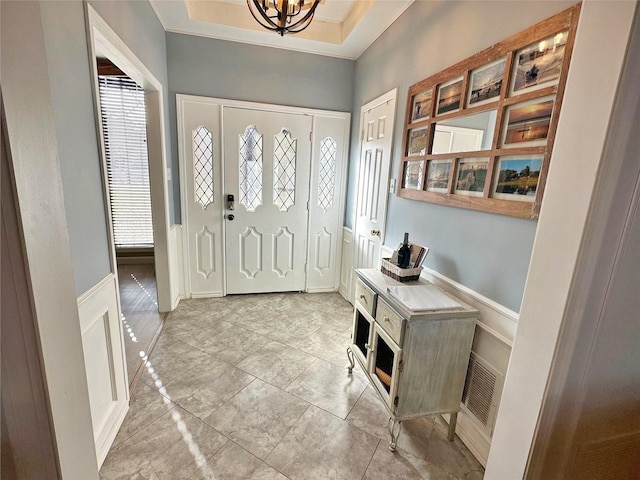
178 99 224 297
223 107 312 294
353 89 397 277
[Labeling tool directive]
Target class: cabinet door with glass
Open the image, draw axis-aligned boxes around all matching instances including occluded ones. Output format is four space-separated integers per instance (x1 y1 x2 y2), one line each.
369 323 402 411
351 306 374 370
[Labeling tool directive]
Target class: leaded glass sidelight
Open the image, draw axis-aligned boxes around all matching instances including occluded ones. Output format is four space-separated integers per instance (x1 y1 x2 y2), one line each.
239 125 263 212
273 129 297 211
193 126 214 209
318 137 337 211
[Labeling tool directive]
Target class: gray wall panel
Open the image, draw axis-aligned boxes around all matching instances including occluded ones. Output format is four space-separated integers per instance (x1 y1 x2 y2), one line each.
40 1 112 296
39 0 173 296
349 1 575 311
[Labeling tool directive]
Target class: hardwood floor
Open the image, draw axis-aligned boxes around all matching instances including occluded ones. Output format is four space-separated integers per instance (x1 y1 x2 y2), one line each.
117 263 166 391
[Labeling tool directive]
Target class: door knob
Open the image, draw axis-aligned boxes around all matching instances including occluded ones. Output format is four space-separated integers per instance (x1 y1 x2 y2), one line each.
371 229 380 237
226 214 235 221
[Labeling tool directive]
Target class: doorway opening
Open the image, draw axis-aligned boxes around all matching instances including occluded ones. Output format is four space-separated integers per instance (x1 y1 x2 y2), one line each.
96 59 165 388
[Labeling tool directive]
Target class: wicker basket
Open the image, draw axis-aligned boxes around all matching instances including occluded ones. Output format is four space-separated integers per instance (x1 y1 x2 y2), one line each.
381 258 423 282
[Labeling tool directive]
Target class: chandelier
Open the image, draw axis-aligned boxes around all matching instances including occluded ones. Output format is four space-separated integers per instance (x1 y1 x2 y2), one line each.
247 0 321 36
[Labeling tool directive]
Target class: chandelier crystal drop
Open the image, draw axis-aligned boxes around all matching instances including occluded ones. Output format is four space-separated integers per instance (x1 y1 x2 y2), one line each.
247 0 321 36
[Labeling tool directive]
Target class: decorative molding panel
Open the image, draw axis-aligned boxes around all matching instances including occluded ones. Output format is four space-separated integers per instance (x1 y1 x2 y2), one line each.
240 226 262 278
272 226 294 277
195 226 215 279
314 228 332 274
77 274 128 467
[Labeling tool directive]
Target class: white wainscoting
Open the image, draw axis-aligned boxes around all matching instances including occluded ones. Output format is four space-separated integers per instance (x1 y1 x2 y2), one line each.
77 274 129 468
339 227 353 301
379 245 516 466
170 224 185 308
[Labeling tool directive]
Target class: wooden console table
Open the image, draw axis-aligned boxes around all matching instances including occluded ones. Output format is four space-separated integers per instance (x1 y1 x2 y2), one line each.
347 269 479 450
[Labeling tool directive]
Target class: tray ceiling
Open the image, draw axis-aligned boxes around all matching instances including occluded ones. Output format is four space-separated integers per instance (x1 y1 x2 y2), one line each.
149 0 414 59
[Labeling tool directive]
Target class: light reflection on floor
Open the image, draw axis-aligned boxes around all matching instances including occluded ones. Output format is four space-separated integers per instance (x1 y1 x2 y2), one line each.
131 272 158 308
120 318 216 478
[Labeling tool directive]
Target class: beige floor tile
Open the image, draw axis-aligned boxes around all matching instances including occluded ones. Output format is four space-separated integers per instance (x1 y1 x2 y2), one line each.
363 441 457 480
293 326 353 366
266 406 380 480
103 292 484 479
205 379 310 459
285 358 368 419
159 355 255 420
425 422 485 479
162 309 235 346
236 340 318 389
188 442 287 480
347 386 434 459
101 405 228 480
195 323 272 365
112 382 175 447
141 335 212 384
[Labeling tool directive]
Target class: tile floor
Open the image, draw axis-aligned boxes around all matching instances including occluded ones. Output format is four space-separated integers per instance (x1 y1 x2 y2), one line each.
100 292 484 480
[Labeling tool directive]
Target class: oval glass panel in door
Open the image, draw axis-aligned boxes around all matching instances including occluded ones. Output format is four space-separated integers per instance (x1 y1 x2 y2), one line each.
273 129 297 211
193 126 214 209
239 125 263 212
318 137 337 211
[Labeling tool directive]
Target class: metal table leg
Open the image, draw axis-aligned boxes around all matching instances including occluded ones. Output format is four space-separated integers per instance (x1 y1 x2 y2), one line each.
447 412 458 441
388 417 402 452
346 346 355 375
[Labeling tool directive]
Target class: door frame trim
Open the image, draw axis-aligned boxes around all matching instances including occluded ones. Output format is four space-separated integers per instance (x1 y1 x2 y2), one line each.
85 4 175 313
177 94 351 297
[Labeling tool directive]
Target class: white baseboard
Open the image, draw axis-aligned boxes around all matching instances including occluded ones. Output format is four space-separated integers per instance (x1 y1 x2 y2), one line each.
190 292 224 299
339 227 353 302
307 287 340 293
170 224 184 309
77 273 129 468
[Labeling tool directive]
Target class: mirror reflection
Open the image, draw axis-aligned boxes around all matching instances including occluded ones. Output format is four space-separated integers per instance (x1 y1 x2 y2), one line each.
432 110 497 155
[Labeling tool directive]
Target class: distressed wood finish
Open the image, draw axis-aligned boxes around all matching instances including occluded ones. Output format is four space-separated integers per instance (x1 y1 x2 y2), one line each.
399 4 582 219
350 269 479 437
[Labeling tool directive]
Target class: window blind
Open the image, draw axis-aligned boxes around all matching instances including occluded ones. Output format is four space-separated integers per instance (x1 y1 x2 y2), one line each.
98 76 154 247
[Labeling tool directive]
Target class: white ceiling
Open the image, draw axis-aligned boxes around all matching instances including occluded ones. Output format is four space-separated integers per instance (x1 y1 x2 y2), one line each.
149 0 414 59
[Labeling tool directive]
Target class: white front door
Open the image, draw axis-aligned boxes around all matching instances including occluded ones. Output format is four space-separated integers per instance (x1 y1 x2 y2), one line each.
179 99 224 297
223 107 312 294
353 89 397 276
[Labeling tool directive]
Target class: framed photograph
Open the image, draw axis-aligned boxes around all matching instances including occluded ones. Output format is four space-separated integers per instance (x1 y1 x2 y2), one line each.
403 161 425 190
454 157 489 196
511 31 568 93
436 77 463 115
411 89 433 122
468 58 505 107
425 159 452 193
502 97 554 147
407 126 428 157
493 155 543 202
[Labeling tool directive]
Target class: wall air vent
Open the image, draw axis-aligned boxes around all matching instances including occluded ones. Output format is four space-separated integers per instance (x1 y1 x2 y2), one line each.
461 352 504 436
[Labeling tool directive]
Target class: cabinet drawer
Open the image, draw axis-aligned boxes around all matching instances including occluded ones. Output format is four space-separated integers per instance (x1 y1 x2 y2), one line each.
355 278 376 316
375 298 404 345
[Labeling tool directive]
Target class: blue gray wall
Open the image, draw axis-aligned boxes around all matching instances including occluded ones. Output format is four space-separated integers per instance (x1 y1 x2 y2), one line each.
349 1 576 311
38 0 172 295
166 33 355 223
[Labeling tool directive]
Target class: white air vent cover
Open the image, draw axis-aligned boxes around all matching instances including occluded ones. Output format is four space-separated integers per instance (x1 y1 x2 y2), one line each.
461 351 504 436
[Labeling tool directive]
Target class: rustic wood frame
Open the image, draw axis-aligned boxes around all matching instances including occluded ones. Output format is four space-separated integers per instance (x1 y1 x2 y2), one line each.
398 4 581 219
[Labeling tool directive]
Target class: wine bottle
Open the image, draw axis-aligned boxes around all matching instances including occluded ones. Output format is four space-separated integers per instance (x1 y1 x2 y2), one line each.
397 232 411 268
